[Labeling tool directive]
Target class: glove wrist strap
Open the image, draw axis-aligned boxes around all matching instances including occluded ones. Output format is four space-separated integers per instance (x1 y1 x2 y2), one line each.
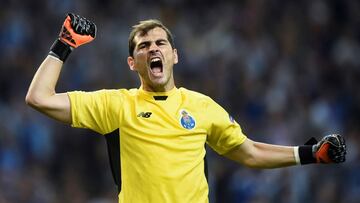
298 145 317 165
49 39 73 62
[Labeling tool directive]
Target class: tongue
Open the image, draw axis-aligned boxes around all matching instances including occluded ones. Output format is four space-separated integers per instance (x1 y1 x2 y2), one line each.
152 67 162 73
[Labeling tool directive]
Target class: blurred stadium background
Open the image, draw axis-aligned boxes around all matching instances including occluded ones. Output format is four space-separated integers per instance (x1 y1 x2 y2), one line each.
1 0 359 202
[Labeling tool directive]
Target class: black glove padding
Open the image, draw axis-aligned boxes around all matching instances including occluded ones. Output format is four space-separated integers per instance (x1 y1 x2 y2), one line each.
68 13 96 38
313 134 346 163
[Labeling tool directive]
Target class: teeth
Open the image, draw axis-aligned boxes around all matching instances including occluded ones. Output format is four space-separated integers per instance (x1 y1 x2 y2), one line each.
151 58 161 62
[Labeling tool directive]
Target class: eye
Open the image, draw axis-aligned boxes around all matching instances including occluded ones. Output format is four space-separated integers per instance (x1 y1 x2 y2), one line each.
138 44 146 49
157 40 167 46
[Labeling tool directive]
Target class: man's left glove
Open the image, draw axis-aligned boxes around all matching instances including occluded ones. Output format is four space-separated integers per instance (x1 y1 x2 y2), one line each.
298 134 346 164
313 134 346 163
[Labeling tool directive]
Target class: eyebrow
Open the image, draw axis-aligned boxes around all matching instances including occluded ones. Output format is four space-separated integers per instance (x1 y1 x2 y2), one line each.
137 39 168 48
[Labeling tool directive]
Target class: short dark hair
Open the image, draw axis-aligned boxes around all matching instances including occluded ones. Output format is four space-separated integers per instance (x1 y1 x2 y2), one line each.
128 19 175 57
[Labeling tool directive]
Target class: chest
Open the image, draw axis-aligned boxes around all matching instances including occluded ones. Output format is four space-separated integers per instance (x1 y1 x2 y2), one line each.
119 97 209 138
119 98 208 156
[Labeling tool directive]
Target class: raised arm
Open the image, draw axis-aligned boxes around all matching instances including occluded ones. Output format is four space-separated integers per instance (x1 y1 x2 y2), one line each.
26 56 71 123
224 134 346 169
25 13 96 123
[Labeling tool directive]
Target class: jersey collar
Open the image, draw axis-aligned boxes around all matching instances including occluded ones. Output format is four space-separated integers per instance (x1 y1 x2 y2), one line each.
138 86 178 100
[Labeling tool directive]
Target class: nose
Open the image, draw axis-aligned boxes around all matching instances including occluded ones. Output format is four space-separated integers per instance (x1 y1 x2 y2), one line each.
149 42 160 53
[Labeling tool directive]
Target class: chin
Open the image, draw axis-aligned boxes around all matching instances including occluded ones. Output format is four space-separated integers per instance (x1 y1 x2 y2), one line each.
151 81 167 88
150 76 166 84
151 79 170 89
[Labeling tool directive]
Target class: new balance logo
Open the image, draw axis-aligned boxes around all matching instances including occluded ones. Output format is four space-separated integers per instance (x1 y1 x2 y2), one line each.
137 112 152 118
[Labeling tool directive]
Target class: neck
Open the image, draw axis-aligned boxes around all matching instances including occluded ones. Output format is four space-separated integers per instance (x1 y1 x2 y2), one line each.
140 74 175 92
142 82 175 92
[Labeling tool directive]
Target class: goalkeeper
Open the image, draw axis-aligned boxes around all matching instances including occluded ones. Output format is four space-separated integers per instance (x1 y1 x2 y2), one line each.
25 13 346 203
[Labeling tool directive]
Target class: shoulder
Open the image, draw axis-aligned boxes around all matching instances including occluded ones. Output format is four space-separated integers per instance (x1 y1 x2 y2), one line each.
179 87 210 99
94 88 138 97
179 88 227 111
179 87 214 105
68 88 135 101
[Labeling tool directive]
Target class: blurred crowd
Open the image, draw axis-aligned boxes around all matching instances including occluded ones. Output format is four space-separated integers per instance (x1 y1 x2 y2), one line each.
0 0 360 202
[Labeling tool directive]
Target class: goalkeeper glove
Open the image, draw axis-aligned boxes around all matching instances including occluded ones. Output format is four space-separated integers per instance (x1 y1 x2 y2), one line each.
49 13 97 62
298 134 346 164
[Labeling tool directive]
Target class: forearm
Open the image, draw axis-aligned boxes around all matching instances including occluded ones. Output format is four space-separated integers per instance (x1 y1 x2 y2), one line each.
225 139 297 169
26 55 63 106
248 141 296 168
25 55 71 123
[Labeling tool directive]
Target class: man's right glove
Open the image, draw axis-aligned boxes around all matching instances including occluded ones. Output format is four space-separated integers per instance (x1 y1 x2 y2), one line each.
49 13 97 62
298 134 346 164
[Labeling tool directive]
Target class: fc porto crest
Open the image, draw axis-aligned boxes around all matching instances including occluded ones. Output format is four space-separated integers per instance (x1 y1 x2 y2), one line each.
179 109 196 130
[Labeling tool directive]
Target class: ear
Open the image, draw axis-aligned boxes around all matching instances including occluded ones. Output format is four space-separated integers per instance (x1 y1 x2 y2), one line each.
127 56 136 71
173 49 178 64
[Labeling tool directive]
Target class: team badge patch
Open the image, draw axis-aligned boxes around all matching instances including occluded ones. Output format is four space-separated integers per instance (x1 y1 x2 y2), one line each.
180 110 196 130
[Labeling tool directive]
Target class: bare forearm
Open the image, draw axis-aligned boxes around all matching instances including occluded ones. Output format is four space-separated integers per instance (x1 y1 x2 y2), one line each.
249 141 296 168
225 139 297 169
25 55 71 123
26 55 63 102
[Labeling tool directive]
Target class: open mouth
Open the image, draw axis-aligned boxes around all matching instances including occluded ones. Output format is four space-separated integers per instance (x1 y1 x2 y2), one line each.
150 57 163 74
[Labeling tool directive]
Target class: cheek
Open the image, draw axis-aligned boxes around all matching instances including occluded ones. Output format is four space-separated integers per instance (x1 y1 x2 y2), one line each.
167 53 177 65
134 53 147 66
164 48 177 63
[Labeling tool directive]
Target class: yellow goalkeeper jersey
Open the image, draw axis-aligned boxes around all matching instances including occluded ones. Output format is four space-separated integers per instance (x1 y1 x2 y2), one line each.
68 87 247 203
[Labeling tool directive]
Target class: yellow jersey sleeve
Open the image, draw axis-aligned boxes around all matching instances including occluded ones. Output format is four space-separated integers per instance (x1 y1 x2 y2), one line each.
67 89 123 135
205 98 247 155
